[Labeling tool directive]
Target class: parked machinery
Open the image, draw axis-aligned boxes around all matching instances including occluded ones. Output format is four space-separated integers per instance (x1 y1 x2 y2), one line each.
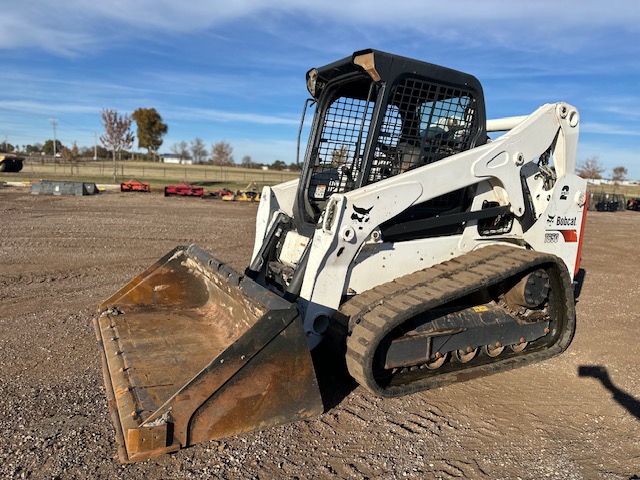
163 183 204 197
626 198 640 211
120 179 150 192
0 153 24 172
589 192 625 212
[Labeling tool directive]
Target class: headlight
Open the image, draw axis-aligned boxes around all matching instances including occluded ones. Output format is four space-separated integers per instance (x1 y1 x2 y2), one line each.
306 68 318 97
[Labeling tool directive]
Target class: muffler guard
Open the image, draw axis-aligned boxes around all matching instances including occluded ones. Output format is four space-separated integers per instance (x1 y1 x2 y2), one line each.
94 245 323 463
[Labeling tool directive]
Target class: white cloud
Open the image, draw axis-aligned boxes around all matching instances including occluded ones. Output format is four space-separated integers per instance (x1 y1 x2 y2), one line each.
581 122 640 137
0 100 99 115
3 1 640 55
597 104 640 121
167 106 299 126
0 10 98 55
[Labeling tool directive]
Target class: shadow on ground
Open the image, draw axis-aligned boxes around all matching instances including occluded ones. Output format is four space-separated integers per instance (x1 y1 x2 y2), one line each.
578 365 640 420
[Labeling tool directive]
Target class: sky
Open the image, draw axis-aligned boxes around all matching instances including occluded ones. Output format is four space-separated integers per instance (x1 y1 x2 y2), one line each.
1 0 639 178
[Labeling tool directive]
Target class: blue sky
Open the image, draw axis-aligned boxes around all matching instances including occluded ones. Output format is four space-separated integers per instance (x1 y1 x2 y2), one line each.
1 0 639 178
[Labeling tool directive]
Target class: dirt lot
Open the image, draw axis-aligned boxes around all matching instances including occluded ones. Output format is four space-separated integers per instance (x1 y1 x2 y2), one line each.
0 185 638 480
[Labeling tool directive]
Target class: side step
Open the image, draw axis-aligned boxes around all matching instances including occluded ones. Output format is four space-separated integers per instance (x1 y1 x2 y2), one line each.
94 245 323 462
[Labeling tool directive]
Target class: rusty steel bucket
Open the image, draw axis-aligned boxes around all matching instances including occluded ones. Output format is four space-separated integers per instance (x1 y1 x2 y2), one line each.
93 245 323 463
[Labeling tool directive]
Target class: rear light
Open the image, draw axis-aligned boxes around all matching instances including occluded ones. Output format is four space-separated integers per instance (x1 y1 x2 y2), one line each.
573 196 589 278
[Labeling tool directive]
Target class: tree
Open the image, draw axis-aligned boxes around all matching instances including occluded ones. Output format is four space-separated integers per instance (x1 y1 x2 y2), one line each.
576 155 604 180
170 141 191 162
190 138 207 164
271 160 285 171
79 146 93 158
611 166 627 185
42 139 64 156
60 141 80 174
210 141 234 166
27 143 41 154
331 146 349 166
100 109 135 181
79 145 108 159
241 155 256 168
131 108 168 161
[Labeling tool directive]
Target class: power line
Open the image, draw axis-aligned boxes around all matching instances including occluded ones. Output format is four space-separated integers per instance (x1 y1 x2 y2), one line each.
57 117 100 135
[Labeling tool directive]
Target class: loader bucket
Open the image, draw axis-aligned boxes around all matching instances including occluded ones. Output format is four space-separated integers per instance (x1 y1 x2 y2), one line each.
93 245 323 463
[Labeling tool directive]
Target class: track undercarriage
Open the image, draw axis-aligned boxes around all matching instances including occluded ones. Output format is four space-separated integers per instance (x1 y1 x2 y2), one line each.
341 244 575 397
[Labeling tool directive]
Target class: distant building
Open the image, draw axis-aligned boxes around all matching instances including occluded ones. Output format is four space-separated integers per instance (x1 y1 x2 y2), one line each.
588 179 635 186
160 154 193 165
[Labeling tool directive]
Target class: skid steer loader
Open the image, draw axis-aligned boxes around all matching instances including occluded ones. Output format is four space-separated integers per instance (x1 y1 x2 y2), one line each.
94 49 587 462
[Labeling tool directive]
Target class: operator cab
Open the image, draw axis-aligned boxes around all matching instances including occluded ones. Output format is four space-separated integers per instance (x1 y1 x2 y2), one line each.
253 50 490 295
296 49 487 228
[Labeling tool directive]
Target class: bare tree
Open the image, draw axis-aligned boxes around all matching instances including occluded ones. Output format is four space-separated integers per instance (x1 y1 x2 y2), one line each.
211 141 234 166
60 141 80 174
241 155 255 168
576 155 605 180
611 166 627 185
100 109 134 181
170 141 191 163
331 146 349 166
190 138 207 164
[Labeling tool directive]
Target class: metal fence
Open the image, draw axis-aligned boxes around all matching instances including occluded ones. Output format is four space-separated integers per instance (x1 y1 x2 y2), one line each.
21 158 300 186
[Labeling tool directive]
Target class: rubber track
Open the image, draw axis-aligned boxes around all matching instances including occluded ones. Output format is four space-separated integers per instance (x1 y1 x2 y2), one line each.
343 244 576 398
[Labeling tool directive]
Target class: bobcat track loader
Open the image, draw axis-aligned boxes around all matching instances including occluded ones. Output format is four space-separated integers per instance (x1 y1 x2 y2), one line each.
94 49 587 462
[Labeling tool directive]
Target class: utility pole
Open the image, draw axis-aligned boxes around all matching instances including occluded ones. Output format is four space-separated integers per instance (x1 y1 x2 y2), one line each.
50 118 58 160
94 132 98 161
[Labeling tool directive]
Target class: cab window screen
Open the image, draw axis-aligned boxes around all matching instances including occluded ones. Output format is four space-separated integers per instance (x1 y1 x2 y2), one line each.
368 78 478 184
308 95 374 200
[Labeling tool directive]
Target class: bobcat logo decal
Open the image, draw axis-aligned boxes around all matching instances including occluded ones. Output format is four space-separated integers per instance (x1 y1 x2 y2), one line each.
351 205 373 223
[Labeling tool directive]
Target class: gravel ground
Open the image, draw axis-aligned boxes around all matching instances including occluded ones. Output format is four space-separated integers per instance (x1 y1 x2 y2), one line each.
0 185 638 479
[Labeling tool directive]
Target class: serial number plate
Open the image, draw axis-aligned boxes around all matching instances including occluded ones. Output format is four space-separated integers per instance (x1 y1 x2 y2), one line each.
544 232 560 243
